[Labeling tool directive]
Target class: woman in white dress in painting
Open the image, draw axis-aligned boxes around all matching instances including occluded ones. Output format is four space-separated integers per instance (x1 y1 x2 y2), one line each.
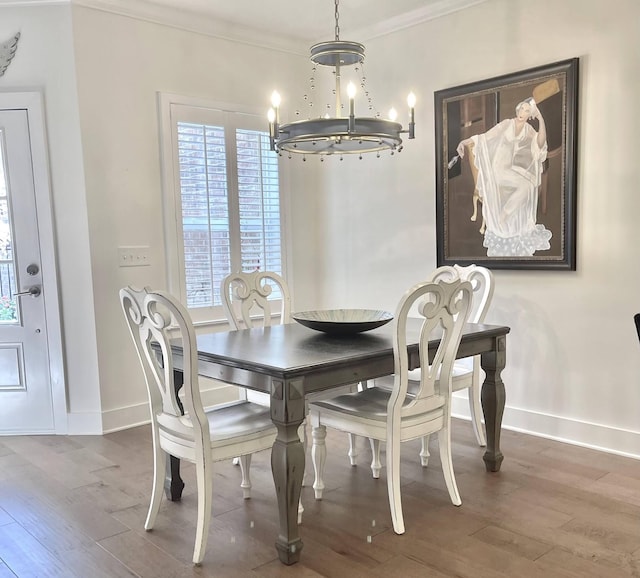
457 97 552 257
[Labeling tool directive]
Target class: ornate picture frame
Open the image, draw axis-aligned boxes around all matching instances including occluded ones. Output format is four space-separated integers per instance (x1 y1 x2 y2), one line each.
435 58 579 270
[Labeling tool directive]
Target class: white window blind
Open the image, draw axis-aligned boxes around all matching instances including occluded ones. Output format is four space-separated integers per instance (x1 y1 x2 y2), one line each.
162 98 285 321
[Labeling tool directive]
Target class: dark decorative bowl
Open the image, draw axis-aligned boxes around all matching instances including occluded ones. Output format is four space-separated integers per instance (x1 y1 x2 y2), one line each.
292 309 393 335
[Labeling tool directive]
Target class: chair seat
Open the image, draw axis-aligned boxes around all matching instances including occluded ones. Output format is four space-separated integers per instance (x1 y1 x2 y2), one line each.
310 387 445 421
375 358 474 394
158 400 276 446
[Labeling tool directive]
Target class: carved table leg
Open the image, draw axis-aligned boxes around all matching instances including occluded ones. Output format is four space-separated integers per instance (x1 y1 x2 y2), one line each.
480 335 506 472
165 369 185 501
270 378 306 565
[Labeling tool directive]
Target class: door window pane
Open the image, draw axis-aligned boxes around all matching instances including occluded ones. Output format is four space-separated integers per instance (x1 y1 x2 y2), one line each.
0 135 17 323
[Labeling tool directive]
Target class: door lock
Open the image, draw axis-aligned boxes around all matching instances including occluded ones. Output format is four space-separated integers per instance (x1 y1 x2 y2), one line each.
15 286 41 298
26 264 40 276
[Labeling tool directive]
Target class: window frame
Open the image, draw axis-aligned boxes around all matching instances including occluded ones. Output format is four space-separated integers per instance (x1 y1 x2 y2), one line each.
158 92 290 326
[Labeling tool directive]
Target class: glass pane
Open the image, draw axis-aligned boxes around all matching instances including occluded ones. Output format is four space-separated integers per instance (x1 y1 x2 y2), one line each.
0 133 17 323
177 122 230 308
236 129 282 300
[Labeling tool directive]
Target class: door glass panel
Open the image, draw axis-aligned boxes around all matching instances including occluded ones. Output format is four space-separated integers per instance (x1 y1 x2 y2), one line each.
0 133 17 323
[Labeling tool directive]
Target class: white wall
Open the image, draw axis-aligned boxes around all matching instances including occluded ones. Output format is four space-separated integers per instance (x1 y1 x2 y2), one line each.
5 0 638 456
0 5 102 432
316 0 640 456
70 5 321 431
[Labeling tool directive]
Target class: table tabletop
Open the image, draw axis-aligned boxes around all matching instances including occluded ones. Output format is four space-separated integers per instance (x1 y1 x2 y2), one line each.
183 320 509 395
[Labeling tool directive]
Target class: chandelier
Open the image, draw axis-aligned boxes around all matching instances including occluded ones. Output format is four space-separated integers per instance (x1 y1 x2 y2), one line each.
268 0 415 159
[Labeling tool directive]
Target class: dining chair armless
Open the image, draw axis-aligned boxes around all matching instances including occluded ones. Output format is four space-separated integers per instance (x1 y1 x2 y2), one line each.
427 264 494 447
375 264 494 451
221 270 359 505
309 278 473 535
119 286 277 565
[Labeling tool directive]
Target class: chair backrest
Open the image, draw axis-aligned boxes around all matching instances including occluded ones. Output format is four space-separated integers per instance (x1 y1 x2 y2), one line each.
221 271 291 329
389 278 473 419
428 264 494 325
119 286 208 443
635 313 640 345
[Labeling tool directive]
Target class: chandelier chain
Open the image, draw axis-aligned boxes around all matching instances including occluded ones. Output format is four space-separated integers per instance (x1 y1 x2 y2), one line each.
334 0 340 40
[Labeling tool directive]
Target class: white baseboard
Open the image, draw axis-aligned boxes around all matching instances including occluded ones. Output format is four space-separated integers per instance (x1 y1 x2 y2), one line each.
66 411 104 435
451 394 640 460
82 387 640 460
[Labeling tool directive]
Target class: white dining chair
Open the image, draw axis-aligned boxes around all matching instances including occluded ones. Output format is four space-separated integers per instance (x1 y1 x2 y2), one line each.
309 278 473 534
119 286 277 565
423 264 494 448
221 270 289 407
221 270 358 520
375 264 494 451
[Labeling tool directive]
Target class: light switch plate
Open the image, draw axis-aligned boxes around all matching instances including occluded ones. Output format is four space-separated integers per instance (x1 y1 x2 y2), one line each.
118 246 151 267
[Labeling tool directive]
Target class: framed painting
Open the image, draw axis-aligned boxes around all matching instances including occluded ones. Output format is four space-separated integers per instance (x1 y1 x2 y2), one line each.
434 58 579 270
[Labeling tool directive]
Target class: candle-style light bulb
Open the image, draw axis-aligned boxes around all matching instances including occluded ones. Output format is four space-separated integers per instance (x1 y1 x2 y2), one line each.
267 108 276 124
388 107 398 122
270 90 281 128
407 92 416 139
347 82 356 132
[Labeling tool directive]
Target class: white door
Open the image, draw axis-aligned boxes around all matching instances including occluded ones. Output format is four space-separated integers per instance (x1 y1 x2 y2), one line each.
0 100 64 434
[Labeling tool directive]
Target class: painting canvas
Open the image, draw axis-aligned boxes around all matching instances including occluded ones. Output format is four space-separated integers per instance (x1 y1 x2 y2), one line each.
435 58 578 270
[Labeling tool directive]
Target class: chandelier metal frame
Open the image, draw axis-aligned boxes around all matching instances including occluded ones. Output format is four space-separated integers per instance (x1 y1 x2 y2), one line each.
268 0 415 158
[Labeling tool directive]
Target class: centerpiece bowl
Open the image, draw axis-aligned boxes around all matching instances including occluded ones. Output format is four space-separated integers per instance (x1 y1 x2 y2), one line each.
292 309 393 335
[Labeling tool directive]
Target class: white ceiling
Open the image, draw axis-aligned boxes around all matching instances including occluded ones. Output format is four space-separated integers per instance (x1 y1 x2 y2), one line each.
63 0 489 52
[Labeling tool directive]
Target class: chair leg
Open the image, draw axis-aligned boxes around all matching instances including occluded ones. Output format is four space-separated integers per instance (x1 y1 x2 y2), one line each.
385 435 405 535
419 434 431 467
192 456 213 564
369 438 382 479
239 454 252 499
469 383 486 447
311 425 326 500
301 420 313 486
348 433 358 466
145 436 166 531
298 497 304 525
438 426 462 507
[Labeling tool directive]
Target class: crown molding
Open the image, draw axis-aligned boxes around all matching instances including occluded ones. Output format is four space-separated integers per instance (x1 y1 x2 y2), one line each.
349 0 490 41
2 0 490 53
71 0 307 55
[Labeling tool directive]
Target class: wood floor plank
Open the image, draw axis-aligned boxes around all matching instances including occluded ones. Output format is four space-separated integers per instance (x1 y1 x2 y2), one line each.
0 523 85 578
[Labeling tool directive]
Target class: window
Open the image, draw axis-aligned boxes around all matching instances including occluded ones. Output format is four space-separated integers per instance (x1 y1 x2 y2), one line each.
160 95 286 323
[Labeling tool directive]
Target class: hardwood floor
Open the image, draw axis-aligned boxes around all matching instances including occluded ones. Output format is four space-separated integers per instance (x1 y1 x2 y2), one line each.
0 420 639 577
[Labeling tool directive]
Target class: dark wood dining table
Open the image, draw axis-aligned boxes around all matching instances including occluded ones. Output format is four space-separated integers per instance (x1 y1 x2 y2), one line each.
167 320 510 565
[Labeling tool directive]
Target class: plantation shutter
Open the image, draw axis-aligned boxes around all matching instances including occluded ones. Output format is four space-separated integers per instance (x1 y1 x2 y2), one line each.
173 108 282 311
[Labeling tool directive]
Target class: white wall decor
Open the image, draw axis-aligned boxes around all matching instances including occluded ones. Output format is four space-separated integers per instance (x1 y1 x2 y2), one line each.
0 32 20 77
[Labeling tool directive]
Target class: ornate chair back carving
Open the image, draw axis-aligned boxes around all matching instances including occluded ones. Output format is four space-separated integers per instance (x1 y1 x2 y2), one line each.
221 271 291 329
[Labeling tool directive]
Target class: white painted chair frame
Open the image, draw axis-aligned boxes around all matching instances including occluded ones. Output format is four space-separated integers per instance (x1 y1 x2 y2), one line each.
424 264 494 448
221 270 359 521
374 264 494 452
309 278 473 534
120 286 277 564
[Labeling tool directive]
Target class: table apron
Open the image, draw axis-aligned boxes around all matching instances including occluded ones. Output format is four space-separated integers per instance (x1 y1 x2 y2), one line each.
190 356 396 396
